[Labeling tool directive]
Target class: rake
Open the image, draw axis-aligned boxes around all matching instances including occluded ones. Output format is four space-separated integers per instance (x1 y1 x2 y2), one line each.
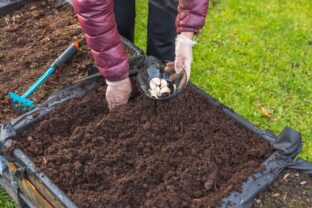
9 42 79 112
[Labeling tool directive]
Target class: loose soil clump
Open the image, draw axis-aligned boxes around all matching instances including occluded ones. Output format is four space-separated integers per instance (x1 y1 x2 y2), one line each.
254 169 312 208
16 84 272 208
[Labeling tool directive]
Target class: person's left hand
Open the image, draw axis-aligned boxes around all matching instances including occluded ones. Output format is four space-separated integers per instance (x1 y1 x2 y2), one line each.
175 32 196 82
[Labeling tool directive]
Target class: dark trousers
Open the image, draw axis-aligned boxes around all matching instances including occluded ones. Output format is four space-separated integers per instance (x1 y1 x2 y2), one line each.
114 0 178 61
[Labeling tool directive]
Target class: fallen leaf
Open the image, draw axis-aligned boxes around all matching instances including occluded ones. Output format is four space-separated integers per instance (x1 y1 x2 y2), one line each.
260 107 272 119
31 10 43 18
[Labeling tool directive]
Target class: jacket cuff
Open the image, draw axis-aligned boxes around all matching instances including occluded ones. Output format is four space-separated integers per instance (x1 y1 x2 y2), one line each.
97 58 130 82
177 34 197 46
106 76 130 86
176 27 200 35
176 9 207 35
99 69 129 82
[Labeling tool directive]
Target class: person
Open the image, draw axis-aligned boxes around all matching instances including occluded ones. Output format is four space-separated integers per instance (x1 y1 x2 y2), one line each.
73 0 209 110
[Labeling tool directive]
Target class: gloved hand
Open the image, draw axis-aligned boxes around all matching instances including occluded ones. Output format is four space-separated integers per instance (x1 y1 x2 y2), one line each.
106 77 132 110
175 34 196 82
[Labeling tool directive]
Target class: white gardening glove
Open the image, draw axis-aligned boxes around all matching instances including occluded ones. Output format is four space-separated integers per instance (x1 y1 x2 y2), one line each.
175 34 196 82
106 77 132 110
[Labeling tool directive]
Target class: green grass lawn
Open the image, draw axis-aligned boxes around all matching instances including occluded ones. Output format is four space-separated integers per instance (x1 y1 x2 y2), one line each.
1 0 311 206
0 188 14 208
135 0 312 161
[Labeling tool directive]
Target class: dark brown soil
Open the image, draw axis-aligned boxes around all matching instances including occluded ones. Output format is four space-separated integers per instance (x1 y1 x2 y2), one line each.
254 169 312 208
16 84 272 208
0 0 93 124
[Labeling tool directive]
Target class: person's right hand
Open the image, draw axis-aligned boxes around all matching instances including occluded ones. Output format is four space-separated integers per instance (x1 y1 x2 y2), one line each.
175 33 196 82
106 78 132 110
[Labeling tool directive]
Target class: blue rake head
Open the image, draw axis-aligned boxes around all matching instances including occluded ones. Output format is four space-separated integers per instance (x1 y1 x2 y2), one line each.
8 92 35 113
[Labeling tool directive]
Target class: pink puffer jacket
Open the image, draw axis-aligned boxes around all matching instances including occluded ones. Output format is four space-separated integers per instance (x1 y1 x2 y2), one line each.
73 0 209 82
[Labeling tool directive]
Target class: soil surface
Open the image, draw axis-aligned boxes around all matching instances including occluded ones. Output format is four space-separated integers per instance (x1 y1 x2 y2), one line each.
254 169 312 208
16 84 272 208
0 0 92 124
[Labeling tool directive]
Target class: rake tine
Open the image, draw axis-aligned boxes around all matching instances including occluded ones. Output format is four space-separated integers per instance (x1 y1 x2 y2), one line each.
10 99 15 108
21 103 26 113
18 102 22 113
12 101 17 111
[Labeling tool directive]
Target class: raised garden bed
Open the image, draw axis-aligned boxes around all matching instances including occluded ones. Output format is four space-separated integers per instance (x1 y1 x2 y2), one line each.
0 1 311 208
1 71 310 208
13 79 273 207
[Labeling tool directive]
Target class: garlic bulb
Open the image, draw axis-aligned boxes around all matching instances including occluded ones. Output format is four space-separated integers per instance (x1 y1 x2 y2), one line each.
155 87 161 97
149 81 157 90
151 78 161 86
160 79 168 88
160 87 171 96
149 89 157 98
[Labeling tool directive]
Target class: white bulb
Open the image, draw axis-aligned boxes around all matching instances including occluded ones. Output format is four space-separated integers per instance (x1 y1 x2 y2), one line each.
151 78 161 86
149 89 157 98
160 87 171 95
160 79 168 88
149 81 157 90
155 87 161 97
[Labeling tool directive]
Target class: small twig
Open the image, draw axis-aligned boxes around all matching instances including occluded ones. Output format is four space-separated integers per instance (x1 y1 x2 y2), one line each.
93 116 106 131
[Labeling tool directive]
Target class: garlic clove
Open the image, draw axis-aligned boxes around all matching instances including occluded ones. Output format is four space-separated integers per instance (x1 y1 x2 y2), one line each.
149 80 157 90
155 87 161 97
160 87 171 96
149 89 157 98
160 79 168 88
151 78 161 86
